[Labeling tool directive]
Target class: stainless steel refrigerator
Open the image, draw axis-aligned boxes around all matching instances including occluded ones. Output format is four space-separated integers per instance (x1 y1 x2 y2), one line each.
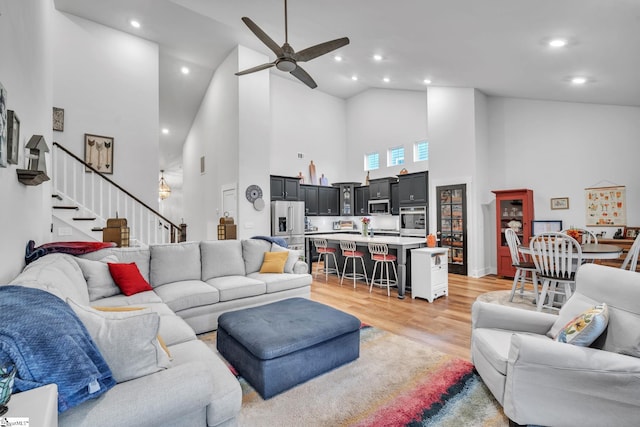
271 201 306 250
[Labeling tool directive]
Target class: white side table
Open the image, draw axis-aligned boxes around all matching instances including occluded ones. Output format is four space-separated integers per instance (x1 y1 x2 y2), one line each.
411 247 449 302
4 383 58 427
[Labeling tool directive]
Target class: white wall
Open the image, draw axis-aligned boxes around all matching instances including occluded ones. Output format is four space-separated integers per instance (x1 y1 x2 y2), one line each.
271 75 347 184
52 12 160 209
0 0 53 283
488 97 640 239
346 88 428 183
183 46 271 241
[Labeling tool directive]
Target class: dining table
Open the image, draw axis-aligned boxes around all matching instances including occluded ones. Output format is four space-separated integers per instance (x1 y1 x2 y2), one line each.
305 233 427 299
519 243 624 260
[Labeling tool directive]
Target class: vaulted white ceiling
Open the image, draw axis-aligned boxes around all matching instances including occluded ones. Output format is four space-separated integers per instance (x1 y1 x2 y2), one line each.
54 0 640 178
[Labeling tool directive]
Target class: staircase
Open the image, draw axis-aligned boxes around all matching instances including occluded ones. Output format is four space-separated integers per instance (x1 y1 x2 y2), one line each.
51 142 183 247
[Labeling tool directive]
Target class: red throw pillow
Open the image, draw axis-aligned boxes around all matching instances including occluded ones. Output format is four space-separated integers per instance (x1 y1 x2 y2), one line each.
107 263 153 296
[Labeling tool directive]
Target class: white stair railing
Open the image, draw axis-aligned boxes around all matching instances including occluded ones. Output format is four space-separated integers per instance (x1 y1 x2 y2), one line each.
52 142 183 246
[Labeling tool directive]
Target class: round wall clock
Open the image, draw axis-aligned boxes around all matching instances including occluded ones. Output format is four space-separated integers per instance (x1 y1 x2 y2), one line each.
245 185 263 203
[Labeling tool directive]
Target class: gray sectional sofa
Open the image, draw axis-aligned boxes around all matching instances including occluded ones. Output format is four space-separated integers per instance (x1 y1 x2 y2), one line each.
7 238 312 427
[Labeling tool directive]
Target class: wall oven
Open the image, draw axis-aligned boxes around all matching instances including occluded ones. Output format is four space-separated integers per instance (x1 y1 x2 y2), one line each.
400 206 427 237
368 199 391 215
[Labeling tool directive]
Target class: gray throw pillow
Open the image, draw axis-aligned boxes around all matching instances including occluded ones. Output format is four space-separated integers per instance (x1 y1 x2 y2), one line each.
74 255 120 301
68 299 171 383
270 243 301 274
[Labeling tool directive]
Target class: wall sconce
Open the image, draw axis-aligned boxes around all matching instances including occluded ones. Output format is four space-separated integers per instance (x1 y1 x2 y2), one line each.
159 170 171 200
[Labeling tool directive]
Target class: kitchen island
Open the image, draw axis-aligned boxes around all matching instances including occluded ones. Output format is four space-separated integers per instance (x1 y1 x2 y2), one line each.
305 233 426 299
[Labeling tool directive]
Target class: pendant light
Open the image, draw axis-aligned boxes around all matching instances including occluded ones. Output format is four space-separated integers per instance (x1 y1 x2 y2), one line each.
159 170 171 200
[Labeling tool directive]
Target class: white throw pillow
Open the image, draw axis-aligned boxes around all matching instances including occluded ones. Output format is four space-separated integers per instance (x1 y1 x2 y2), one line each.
67 299 171 383
74 256 120 301
271 243 301 274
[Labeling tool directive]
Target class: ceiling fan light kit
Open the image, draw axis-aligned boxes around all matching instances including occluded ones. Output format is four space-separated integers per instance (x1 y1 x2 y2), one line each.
235 0 349 89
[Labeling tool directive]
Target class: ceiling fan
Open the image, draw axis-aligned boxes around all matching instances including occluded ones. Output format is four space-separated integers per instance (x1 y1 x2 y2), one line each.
235 0 349 89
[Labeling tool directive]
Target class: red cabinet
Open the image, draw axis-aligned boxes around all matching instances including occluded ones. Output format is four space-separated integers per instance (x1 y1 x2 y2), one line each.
492 189 534 278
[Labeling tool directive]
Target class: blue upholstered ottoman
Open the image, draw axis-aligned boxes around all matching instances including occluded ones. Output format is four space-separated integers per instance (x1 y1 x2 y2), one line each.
216 297 361 399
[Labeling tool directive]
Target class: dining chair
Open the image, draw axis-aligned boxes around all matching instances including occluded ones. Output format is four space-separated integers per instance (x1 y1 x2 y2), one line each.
312 238 339 281
504 229 538 303
621 235 640 272
368 242 397 296
560 228 598 244
529 232 582 312
340 241 369 288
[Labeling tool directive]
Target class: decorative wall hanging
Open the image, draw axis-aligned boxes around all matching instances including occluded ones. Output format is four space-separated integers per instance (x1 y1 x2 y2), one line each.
550 197 569 210
53 107 64 131
7 110 19 165
585 185 626 226
84 133 113 174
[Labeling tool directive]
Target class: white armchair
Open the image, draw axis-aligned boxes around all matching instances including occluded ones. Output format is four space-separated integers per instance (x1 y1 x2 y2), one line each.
471 263 640 426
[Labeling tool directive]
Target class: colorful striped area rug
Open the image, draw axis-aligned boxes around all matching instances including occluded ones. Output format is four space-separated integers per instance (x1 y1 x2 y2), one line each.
201 326 507 426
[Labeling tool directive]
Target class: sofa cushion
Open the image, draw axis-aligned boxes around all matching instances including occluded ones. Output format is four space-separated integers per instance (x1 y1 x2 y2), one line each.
259 251 289 273
247 272 312 293
68 299 171 383
270 243 302 274
74 256 120 301
150 241 201 287
79 247 151 282
205 276 266 302
91 290 162 306
201 241 246 280
556 303 609 346
242 239 272 274
153 280 220 312
10 253 90 305
108 263 153 296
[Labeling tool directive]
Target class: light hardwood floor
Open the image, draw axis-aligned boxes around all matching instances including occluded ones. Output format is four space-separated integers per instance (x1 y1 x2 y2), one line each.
309 263 513 361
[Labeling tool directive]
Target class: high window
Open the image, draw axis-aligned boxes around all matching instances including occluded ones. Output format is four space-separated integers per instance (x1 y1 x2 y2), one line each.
364 152 380 170
414 141 429 162
388 146 405 166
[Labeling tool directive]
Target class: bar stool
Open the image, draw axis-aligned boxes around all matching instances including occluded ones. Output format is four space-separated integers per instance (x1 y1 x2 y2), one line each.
312 238 339 281
340 241 369 288
368 242 397 296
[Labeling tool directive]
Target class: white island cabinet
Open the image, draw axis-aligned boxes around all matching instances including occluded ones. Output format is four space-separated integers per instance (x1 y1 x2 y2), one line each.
411 247 449 302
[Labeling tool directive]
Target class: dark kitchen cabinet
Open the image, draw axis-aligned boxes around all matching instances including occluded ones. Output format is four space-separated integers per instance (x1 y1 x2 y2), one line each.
354 186 369 215
368 177 396 200
318 186 339 215
438 184 468 275
398 171 428 206
270 175 300 201
301 184 318 216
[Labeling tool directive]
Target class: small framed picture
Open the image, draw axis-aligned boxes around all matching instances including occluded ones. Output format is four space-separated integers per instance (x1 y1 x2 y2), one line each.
624 227 640 239
53 107 64 132
550 197 569 210
84 133 114 174
7 110 19 164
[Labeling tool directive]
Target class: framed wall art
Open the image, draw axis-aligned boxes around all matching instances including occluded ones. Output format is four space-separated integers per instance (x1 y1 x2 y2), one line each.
585 185 626 227
550 197 569 210
624 227 640 239
53 107 64 132
0 81 7 168
7 110 19 164
84 133 114 174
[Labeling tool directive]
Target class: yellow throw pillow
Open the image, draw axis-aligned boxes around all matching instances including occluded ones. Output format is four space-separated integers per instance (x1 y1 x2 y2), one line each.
259 251 289 273
93 306 172 358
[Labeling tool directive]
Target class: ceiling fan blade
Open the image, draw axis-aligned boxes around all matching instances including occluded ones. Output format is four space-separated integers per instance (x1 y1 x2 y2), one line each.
294 37 350 62
241 17 284 57
290 65 317 89
235 62 275 76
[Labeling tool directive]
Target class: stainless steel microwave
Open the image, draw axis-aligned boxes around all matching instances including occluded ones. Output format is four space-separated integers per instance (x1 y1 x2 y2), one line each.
368 199 391 215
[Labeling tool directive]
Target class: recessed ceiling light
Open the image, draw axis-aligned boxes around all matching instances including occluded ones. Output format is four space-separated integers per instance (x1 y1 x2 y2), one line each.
351 75 358 81
423 79 432 85
548 38 568 48
383 77 390 83
334 55 343 62
571 76 588 85
373 54 383 61
161 128 169 135
130 19 141 29
181 66 190 75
